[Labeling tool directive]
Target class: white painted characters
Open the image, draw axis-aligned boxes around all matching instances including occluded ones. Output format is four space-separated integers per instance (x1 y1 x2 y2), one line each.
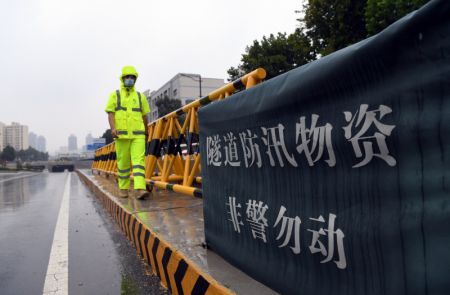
206 135 222 166
262 124 298 167
225 197 347 270
274 205 302 254
296 114 336 167
246 200 269 243
239 130 262 168
205 104 397 169
308 213 346 269
223 132 241 167
343 104 396 168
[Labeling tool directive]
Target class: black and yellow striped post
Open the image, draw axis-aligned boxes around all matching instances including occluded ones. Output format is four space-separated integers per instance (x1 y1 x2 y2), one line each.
77 170 234 295
145 119 164 179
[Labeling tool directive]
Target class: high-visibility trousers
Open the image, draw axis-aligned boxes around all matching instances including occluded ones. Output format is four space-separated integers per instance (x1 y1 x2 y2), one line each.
115 138 146 190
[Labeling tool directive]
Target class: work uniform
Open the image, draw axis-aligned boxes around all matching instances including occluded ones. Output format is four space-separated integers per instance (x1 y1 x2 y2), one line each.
105 66 150 190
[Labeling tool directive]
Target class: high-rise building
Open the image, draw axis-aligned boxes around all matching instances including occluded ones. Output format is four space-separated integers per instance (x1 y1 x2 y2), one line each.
68 134 77 151
85 133 93 146
37 136 46 152
146 73 225 122
0 122 5 151
29 132 37 149
59 146 68 153
143 89 158 122
29 132 46 152
5 122 29 151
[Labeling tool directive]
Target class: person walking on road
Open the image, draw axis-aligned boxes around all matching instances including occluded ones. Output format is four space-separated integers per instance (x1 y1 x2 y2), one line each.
105 65 150 199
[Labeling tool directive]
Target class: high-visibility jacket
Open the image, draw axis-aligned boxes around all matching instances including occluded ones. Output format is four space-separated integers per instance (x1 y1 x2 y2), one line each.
105 66 150 139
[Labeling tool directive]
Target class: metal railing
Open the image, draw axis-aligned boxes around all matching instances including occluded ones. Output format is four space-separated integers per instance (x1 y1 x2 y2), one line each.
92 68 266 197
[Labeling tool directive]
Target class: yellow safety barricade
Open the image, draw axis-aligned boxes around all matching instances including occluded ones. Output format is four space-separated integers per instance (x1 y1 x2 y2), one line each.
92 68 266 197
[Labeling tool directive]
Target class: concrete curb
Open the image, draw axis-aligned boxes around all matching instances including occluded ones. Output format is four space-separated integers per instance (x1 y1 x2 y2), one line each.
76 169 234 295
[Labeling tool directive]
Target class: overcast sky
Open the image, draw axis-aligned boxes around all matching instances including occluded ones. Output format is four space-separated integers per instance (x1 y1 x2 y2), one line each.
0 0 302 154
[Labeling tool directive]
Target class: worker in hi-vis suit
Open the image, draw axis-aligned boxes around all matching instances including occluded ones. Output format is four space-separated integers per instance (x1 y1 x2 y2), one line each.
105 65 150 199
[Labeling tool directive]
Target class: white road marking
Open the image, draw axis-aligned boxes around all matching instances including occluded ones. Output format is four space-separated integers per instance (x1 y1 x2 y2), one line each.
0 172 38 184
43 173 71 295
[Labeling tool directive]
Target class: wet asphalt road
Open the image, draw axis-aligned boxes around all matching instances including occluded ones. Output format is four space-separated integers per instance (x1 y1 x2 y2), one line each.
0 171 167 295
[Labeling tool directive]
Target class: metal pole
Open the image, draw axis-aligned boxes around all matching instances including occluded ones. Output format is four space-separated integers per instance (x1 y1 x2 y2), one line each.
199 74 202 97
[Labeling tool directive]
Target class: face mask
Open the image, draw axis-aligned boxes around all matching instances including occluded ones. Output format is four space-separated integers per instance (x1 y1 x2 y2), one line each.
124 78 135 87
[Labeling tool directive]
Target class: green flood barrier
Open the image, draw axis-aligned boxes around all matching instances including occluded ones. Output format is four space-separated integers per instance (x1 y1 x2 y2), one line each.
198 0 450 294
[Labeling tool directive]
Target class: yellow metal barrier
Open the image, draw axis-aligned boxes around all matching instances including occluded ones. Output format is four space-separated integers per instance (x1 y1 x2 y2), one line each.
92 68 266 197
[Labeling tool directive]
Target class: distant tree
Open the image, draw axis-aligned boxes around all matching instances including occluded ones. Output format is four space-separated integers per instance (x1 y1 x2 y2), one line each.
18 148 29 161
303 0 429 54
17 148 30 161
101 129 113 145
227 0 431 81
156 95 182 118
287 28 317 69
227 29 315 81
1 146 16 162
16 149 26 161
227 66 243 82
365 0 429 35
303 0 367 57
16 147 49 161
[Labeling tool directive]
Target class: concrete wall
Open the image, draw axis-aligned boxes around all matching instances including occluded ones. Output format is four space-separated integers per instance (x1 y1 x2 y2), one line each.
146 73 225 122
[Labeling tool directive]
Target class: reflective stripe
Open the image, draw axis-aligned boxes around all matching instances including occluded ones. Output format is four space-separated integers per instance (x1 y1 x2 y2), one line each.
133 131 145 135
118 130 128 135
115 90 127 111
132 92 143 112
118 175 130 179
118 168 131 173
133 172 145 177
132 165 145 170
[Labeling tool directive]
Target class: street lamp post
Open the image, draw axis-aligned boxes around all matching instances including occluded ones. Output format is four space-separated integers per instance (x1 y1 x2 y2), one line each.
180 73 202 98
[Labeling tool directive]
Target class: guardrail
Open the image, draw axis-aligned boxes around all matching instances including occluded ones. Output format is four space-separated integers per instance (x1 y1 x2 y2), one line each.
92 68 266 197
